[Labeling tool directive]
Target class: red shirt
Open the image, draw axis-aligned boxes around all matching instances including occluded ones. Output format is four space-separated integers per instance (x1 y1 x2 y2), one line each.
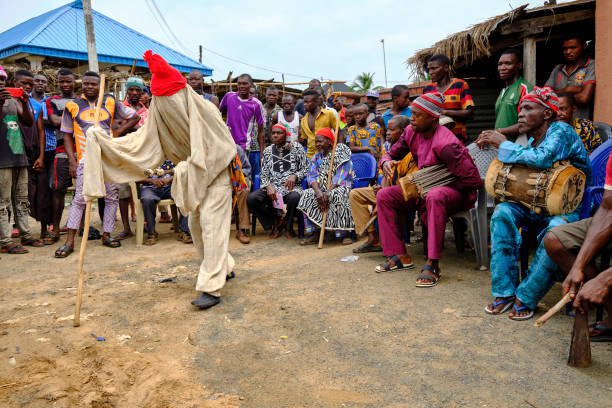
122 100 148 127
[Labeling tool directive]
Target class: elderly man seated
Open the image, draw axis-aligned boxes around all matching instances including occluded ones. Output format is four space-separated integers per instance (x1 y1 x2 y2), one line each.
247 123 308 238
375 93 482 286
298 128 354 245
544 156 612 341
478 87 590 321
139 159 175 245
350 115 414 253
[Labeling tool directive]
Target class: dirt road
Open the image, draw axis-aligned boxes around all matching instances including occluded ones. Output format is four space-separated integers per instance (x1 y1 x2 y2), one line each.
1 218 610 407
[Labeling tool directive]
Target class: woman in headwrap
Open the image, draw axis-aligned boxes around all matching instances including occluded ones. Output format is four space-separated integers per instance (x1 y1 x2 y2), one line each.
298 127 354 245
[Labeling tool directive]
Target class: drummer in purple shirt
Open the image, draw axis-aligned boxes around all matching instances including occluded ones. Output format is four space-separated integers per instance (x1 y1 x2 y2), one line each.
375 92 482 287
219 74 264 157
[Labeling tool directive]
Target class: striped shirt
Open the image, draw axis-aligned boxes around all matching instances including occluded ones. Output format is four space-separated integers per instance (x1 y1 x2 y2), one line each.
423 78 474 143
60 94 135 161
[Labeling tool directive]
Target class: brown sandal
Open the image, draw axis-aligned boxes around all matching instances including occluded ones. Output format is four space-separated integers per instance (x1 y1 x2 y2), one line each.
1 243 29 254
21 238 44 247
144 233 158 246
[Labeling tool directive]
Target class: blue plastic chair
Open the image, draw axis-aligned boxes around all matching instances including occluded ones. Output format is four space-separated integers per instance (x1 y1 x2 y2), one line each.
351 153 377 188
579 138 612 219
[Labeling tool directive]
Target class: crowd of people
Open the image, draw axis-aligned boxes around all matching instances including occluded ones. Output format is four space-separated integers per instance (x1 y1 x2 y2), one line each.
0 34 609 336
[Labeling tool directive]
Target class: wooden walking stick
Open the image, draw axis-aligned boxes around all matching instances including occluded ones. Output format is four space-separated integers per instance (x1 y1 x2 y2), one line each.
74 74 106 327
317 121 340 249
568 308 591 368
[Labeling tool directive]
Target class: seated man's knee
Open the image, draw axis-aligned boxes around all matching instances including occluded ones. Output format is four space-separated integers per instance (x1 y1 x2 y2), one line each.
543 231 564 257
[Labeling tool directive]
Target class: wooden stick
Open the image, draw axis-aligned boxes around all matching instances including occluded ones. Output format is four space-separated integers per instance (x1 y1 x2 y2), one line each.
568 309 591 368
318 120 341 249
533 293 572 327
358 214 378 236
74 74 106 328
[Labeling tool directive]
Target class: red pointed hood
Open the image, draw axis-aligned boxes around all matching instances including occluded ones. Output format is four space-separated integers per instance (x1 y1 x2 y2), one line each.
143 50 187 96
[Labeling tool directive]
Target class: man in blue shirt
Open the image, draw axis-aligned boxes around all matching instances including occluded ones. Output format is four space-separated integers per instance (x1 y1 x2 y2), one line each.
477 87 590 321
381 85 412 132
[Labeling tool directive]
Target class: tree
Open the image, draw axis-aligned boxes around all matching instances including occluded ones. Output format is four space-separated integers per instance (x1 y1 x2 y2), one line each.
349 72 383 93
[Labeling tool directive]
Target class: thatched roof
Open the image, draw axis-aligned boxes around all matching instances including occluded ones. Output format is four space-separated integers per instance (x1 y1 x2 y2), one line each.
406 4 528 78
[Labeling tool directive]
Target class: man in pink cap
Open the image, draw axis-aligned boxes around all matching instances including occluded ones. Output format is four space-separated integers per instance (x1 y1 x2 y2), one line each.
375 92 482 287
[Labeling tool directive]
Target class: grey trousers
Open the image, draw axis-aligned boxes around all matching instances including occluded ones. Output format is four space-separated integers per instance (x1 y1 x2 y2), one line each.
0 167 32 246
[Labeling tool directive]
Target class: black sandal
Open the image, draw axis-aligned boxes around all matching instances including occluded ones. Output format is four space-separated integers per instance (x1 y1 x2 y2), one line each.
353 241 383 253
102 237 121 248
416 264 441 287
54 244 74 258
375 255 414 273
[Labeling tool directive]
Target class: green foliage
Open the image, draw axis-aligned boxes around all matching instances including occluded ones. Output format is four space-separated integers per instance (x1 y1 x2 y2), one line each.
349 72 383 92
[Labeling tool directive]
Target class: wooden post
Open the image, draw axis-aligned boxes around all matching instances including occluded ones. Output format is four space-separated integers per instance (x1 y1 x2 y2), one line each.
523 36 536 85
82 0 99 73
594 0 612 123
226 71 233 92
317 121 341 249
282 74 286 95
199 45 202 63
568 310 591 368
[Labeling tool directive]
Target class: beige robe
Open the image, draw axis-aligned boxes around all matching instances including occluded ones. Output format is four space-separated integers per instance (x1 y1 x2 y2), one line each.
82 86 237 295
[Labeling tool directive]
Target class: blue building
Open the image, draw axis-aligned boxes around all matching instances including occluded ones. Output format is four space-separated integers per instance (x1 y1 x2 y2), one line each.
0 0 211 76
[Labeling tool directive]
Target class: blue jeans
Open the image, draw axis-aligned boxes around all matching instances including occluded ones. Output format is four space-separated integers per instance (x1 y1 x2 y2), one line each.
248 151 260 184
490 202 579 309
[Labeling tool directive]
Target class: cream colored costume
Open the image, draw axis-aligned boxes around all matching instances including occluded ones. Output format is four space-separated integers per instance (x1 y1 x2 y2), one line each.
82 57 236 296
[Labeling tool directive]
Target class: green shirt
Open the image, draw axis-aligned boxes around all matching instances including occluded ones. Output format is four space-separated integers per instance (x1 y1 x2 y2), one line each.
494 77 533 140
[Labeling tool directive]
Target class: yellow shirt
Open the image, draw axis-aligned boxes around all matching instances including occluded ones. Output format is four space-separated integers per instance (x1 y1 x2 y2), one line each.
300 108 338 159
389 153 417 185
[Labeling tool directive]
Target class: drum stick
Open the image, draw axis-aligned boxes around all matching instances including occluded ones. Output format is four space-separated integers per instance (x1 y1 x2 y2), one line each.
74 74 106 328
533 293 572 327
358 214 378 236
318 119 340 249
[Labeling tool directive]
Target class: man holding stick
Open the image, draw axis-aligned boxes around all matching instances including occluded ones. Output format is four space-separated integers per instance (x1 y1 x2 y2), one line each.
54 72 139 258
544 156 612 341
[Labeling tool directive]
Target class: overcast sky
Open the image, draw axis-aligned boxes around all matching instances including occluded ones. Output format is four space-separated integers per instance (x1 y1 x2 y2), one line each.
1 1 570 87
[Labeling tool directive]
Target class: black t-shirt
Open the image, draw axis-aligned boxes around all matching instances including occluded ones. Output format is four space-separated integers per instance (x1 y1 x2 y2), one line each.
46 95 76 148
0 98 29 168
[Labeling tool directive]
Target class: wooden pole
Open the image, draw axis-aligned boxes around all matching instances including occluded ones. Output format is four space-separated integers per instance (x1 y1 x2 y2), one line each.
317 120 341 249
282 74 286 94
74 74 106 328
82 0 99 73
523 37 536 86
199 45 202 63
129 59 137 75
226 71 233 92
568 310 591 368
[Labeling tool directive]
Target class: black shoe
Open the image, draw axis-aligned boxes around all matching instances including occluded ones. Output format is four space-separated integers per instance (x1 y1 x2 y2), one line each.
191 293 220 309
226 271 235 281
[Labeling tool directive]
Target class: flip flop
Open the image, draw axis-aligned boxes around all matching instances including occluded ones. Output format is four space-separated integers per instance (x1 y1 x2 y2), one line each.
375 255 414 273
508 304 534 321
590 324 612 342
115 231 133 240
1 243 29 254
415 264 441 287
54 244 73 258
485 297 516 315
300 234 319 245
102 237 121 248
21 238 44 247
353 241 383 253
42 232 59 245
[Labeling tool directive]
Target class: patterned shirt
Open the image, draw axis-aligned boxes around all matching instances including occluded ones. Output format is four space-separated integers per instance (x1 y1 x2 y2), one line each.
348 123 383 155
545 58 595 119
423 78 474 143
571 118 602 155
60 94 135 161
46 94 76 151
260 143 309 196
307 143 353 187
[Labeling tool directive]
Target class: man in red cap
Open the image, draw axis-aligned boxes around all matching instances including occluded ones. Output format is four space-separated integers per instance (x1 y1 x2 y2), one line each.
375 92 482 287
81 51 238 310
477 87 590 321
297 127 354 245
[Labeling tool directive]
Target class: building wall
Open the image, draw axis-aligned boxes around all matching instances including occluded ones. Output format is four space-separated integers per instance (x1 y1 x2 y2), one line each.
595 0 612 124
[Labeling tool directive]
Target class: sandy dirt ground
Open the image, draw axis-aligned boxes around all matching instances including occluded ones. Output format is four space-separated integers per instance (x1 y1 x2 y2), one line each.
1 213 611 407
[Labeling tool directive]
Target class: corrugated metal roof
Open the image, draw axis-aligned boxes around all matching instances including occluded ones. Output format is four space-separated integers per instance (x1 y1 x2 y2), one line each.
0 0 212 75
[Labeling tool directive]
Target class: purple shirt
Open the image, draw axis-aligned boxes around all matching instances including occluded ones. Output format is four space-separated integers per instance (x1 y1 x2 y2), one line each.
382 125 482 203
220 92 264 149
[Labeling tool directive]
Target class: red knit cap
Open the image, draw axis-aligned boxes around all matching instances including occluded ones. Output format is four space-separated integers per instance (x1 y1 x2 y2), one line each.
143 50 187 96
316 127 335 144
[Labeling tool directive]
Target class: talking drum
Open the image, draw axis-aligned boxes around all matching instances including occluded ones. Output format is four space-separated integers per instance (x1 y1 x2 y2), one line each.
398 164 457 201
485 158 586 216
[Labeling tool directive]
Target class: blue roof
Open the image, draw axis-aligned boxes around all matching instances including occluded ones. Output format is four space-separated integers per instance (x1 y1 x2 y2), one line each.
0 0 212 75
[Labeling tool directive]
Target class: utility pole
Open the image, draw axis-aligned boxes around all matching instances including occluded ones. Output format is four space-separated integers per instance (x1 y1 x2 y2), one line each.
82 0 99 73
380 39 388 88
199 45 202 63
